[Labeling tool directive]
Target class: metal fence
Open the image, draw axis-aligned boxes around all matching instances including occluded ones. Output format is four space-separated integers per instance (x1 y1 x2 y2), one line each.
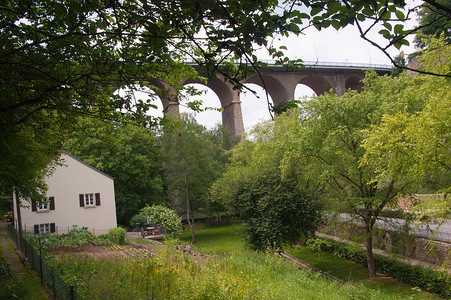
8 224 82 300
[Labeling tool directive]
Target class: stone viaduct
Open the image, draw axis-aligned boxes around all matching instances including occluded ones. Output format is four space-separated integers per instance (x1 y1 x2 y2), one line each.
153 61 392 137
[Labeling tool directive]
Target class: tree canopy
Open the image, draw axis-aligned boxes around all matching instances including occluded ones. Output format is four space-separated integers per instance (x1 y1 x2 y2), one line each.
362 36 451 217
160 113 225 242
213 67 434 275
414 0 451 48
64 118 164 226
210 120 323 251
2 0 450 204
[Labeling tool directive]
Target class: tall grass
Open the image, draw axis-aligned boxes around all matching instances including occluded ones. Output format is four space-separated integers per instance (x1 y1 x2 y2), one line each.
53 243 381 300
181 220 442 300
49 220 442 299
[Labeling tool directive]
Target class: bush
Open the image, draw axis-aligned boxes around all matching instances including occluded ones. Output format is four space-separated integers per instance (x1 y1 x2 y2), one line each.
108 227 126 245
129 213 148 228
235 174 323 251
308 237 451 299
139 205 182 238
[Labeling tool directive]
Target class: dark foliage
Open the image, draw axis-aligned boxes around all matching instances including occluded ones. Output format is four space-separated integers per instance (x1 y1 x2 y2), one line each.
235 173 322 251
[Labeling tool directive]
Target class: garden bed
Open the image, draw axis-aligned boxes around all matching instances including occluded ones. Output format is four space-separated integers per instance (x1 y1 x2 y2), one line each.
49 242 161 260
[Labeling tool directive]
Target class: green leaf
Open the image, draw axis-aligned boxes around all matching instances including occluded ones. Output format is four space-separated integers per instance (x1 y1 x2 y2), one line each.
362 7 374 16
327 2 341 15
394 24 404 34
393 39 409 49
383 22 392 31
379 29 392 39
395 10 405 20
357 14 366 22
311 6 322 16
331 20 341 30
288 23 300 32
298 12 310 19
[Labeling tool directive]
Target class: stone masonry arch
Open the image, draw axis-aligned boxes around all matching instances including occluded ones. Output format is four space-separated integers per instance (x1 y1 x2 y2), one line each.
245 74 295 106
298 75 334 96
153 63 390 137
148 79 179 118
345 75 364 92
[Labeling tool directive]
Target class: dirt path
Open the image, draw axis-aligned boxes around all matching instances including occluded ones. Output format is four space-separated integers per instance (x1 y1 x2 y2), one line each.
0 221 23 273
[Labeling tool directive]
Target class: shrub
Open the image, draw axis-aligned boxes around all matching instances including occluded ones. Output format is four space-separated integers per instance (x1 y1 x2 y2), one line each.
108 227 126 245
308 237 451 299
139 205 182 238
129 213 147 228
235 174 323 251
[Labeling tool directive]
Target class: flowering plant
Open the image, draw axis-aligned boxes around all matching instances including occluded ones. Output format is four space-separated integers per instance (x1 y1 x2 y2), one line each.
139 205 182 238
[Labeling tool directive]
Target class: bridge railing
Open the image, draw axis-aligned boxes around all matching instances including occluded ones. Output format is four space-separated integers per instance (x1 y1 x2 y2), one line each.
184 58 393 71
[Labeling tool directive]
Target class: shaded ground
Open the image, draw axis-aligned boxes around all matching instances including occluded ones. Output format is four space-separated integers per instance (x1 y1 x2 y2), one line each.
0 221 50 299
0 221 22 273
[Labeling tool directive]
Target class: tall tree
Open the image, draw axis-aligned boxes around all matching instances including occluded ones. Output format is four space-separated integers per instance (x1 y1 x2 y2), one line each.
206 124 240 221
362 36 451 217
210 120 323 251
264 69 429 277
161 114 223 242
65 118 164 226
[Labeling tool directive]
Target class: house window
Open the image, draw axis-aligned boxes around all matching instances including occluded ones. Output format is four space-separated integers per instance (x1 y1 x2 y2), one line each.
34 223 56 234
85 193 94 206
32 197 55 212
79 193 101 207
40 223 50 234
37 200 48 211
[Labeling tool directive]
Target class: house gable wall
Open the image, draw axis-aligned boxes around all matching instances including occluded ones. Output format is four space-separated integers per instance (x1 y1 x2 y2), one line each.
18 154 117 235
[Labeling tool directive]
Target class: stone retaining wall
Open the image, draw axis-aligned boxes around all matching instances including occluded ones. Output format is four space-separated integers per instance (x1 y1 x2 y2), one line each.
322 223 451 267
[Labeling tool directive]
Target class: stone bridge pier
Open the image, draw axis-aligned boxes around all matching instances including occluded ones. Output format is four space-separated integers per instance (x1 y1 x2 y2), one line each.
155 63 391 137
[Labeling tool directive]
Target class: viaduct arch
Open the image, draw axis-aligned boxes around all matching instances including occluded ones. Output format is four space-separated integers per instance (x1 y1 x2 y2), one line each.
156 61 391 137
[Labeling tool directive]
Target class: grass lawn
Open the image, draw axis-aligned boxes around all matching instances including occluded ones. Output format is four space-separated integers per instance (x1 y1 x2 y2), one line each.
181 220 442 300
286 246 440 299
180 219 246 254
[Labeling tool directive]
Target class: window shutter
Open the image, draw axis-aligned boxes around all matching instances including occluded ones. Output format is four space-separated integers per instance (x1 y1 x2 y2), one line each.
50 223 56 233
31 199 37 212
34 225 39 234
49 197 55 210
79 194 84 207
95 193 101 206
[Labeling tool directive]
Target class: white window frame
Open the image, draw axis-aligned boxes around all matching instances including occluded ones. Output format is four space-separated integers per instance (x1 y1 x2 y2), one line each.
37 199 49 211
85 193 95 207
39 223 50 234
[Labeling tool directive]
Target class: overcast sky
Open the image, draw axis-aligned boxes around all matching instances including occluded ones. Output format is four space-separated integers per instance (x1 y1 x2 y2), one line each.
149 0 422 132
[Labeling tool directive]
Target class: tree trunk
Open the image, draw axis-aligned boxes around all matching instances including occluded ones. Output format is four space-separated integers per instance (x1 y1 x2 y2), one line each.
14 190 23 249
186 206 196 243
183 171 195 243
190 215 196 243
365 224 376 278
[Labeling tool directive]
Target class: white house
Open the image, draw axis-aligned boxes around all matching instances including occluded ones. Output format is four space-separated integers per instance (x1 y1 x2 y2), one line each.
13 153 117 235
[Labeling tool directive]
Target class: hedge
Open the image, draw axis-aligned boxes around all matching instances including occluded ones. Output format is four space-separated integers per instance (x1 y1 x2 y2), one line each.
108 227 126 245
309 237 451 299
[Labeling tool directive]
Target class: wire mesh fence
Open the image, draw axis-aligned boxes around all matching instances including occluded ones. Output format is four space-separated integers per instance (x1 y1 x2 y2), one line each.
8 223 82 300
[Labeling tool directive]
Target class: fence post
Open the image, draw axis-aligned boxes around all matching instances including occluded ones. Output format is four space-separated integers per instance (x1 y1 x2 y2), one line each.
70 284 75 300
39 235 44 287
52 268 56 299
